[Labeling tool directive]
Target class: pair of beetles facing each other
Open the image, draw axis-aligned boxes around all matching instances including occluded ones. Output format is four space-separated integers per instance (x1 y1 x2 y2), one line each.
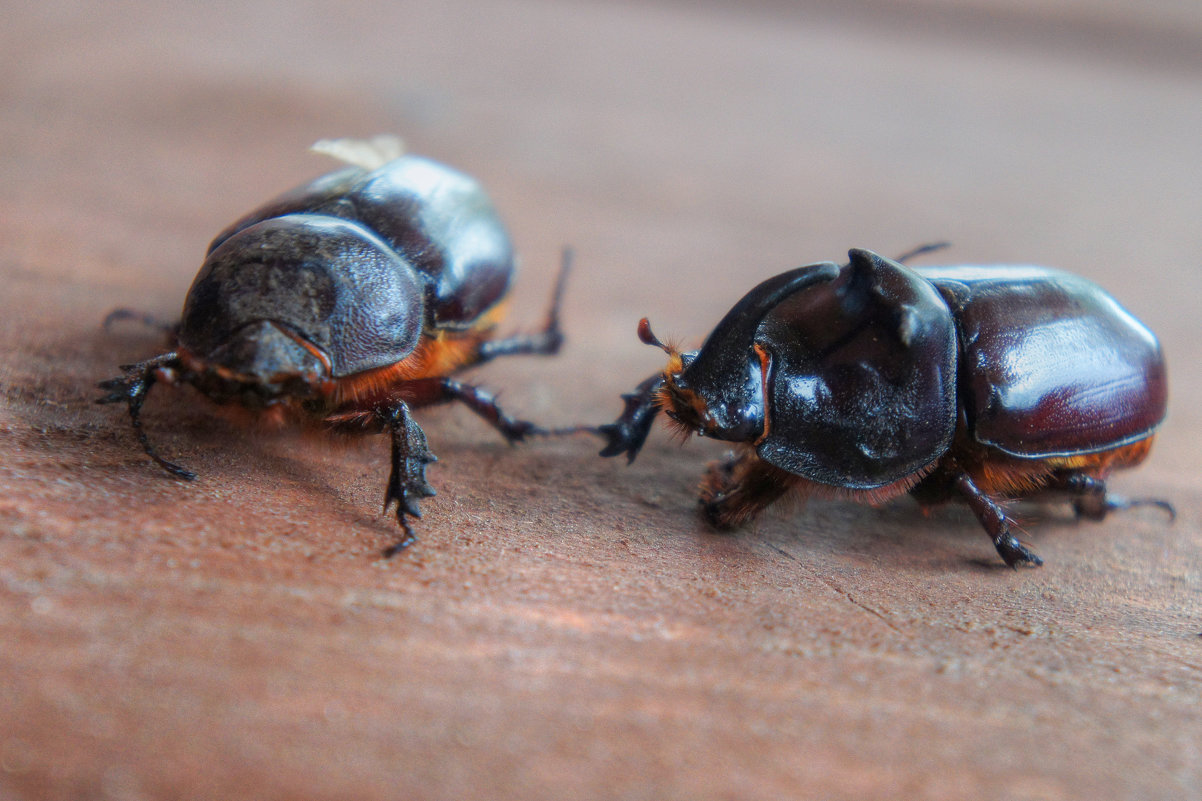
99 140 1170 567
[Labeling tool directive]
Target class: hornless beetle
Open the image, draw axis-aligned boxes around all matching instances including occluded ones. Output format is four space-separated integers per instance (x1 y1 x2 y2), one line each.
99 138 568 555
597 248 1170 567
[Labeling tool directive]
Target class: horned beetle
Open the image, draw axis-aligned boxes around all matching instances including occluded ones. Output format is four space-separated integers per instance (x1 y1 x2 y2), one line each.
597 248 1170 567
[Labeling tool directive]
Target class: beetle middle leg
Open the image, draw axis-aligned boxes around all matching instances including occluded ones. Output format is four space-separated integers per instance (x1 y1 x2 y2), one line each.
376 400 438 556
700 449 797 529
476 248 572 362
1045 471 1176 522
438 378 543 443
951 473 1043 568
102 308 179 340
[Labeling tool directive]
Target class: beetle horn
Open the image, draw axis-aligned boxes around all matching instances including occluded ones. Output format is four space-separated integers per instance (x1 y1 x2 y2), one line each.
679 262 841 389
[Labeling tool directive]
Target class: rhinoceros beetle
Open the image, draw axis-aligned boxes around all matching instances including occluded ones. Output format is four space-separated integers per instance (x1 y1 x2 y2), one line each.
597 248 1169 567
99 139 568 555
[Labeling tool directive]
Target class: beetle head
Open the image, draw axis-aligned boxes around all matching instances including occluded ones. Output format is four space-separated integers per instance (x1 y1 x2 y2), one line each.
641 263 843 445
661 347 765 443
208 321 326 381
182 319 330 407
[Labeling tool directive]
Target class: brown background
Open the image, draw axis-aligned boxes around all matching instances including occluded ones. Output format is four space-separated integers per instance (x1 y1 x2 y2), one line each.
2 1 1201 799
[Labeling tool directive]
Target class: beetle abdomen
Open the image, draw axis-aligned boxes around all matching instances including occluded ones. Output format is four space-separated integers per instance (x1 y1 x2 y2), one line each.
206 155 514 331
180 214 424 378
921 266 1166 458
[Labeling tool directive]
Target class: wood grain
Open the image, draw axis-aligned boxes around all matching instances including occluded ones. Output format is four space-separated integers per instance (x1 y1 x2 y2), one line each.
1 1 1200 798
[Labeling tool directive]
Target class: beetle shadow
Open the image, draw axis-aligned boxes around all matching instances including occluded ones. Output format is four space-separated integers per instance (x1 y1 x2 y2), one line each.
27 321 1141 567
76 321 611 554
744 493 1089 573
9 321 395 547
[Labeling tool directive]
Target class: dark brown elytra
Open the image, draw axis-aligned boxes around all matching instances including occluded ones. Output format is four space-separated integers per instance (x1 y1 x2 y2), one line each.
597 248 1170 567
99 139 569 555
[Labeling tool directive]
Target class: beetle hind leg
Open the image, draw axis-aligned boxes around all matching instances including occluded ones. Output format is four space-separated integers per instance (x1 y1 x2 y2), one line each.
477 248 571 362
378 401 438 556
952 473 1042 568
1047 471 1176 522
700 450 796 530
96 353 197 480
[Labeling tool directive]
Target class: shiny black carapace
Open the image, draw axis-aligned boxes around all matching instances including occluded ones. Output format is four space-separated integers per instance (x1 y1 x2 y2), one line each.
100 138 567 555
597 248 1169 567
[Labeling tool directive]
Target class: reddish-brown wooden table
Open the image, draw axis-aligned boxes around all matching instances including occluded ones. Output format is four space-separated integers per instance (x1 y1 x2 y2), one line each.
2 2 1200 798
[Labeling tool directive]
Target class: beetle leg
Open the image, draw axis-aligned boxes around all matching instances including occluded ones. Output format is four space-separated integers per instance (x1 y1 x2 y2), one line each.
439 378 543 443
476 248 571 362
596 374 664 463
952 473 1042 568
700 450 795 529
893 242 951 263
377 401 438 556
102 308 179 340
96 353 197 480
1046 471 1176 522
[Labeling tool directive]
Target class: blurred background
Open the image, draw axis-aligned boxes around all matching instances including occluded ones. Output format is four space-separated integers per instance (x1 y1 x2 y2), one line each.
2 1 1200 799
4 0 1201 436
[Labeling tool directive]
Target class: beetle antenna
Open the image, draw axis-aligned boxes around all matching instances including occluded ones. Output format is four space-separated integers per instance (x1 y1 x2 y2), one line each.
637 318 671 353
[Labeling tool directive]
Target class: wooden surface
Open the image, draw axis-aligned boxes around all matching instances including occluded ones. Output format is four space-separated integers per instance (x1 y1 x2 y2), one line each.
2 1 1201 799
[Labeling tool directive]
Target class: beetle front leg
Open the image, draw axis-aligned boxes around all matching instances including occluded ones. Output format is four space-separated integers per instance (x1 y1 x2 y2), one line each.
97 352 197 480
700 449 796 530
1046 471 1176 522
377 401 438 556
595 374 663 463
952 473 1043 568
